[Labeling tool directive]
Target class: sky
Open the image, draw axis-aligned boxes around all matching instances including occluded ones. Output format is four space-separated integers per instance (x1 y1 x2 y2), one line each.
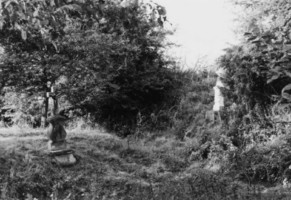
153 0 239 69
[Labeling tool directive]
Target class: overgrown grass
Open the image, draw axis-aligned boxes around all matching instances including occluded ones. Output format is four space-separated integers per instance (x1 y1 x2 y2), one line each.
0 128 291 200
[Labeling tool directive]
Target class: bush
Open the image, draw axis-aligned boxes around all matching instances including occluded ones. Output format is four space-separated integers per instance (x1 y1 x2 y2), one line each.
61 4 183 133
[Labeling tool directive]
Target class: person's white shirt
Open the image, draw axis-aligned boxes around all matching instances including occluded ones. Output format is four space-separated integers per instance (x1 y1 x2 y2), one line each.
213 74 226 112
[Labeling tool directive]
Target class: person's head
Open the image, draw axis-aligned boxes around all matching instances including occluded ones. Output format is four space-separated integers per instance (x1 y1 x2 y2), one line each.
215 68 226 79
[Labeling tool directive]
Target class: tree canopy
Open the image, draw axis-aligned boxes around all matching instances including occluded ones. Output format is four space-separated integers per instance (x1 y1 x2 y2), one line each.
0 0 182 132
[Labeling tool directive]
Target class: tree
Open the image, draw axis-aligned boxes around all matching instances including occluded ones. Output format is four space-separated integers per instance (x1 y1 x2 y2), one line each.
0 0 181 131
59 1 181 132
219 0 291 123
0 0 77 125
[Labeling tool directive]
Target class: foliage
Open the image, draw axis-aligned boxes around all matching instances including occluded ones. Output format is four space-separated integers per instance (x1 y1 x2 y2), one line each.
169 69 216 139
219 0 291 125
225 127 291 186
59 1 181 133
215 2 291 186
0 0 77 92
1 91 42 127
0 0 182 133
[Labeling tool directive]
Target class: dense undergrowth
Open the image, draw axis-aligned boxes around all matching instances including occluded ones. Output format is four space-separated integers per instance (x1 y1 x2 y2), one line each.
2 67 291 199
0 129 290 200
1 67 291 199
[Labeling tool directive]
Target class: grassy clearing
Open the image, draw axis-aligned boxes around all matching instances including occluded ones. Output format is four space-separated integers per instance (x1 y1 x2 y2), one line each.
0 126 43 138
0 129 291 200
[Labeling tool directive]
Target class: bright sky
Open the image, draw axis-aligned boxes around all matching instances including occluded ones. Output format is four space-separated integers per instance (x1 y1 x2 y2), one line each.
154 0 238 69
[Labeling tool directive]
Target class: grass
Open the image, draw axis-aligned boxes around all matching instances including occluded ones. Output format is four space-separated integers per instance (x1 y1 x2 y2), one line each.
0 126 43 138
0 128 291 199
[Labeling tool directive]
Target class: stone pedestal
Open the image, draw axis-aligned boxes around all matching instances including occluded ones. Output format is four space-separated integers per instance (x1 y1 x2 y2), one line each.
48 141 77 166
48 140 67 152
46 115 77 166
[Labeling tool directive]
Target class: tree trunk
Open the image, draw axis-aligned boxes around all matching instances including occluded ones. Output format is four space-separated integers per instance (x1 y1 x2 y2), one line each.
52 96 58 116
41 95 49 128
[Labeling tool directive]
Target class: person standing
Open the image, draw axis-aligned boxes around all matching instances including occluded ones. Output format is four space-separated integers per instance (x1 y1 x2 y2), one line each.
213 68 227 122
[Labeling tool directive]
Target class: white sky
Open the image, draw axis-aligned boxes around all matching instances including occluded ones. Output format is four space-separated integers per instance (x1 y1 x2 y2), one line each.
153 0 238 69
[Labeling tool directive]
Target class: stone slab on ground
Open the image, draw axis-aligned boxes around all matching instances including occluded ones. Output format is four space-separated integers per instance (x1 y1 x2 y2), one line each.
48 142 77 166
53 153 77 166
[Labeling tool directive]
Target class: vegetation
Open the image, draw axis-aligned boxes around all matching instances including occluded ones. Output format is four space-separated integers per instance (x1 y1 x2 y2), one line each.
1 129 290 200
0 0 180 132
2 0 291 199
214 0 291 191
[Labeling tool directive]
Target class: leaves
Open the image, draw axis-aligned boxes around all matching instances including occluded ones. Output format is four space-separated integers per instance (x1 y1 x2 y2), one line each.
0 0 176 132
219 0 291 125
285 70 291 78
267 74 280 84
283 44 291 52
50 0 55 7
21 29 27 40
282 84 291 100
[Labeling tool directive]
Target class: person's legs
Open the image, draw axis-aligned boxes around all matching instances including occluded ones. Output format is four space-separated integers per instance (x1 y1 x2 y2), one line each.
213 111 221 123
217 111 222 123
